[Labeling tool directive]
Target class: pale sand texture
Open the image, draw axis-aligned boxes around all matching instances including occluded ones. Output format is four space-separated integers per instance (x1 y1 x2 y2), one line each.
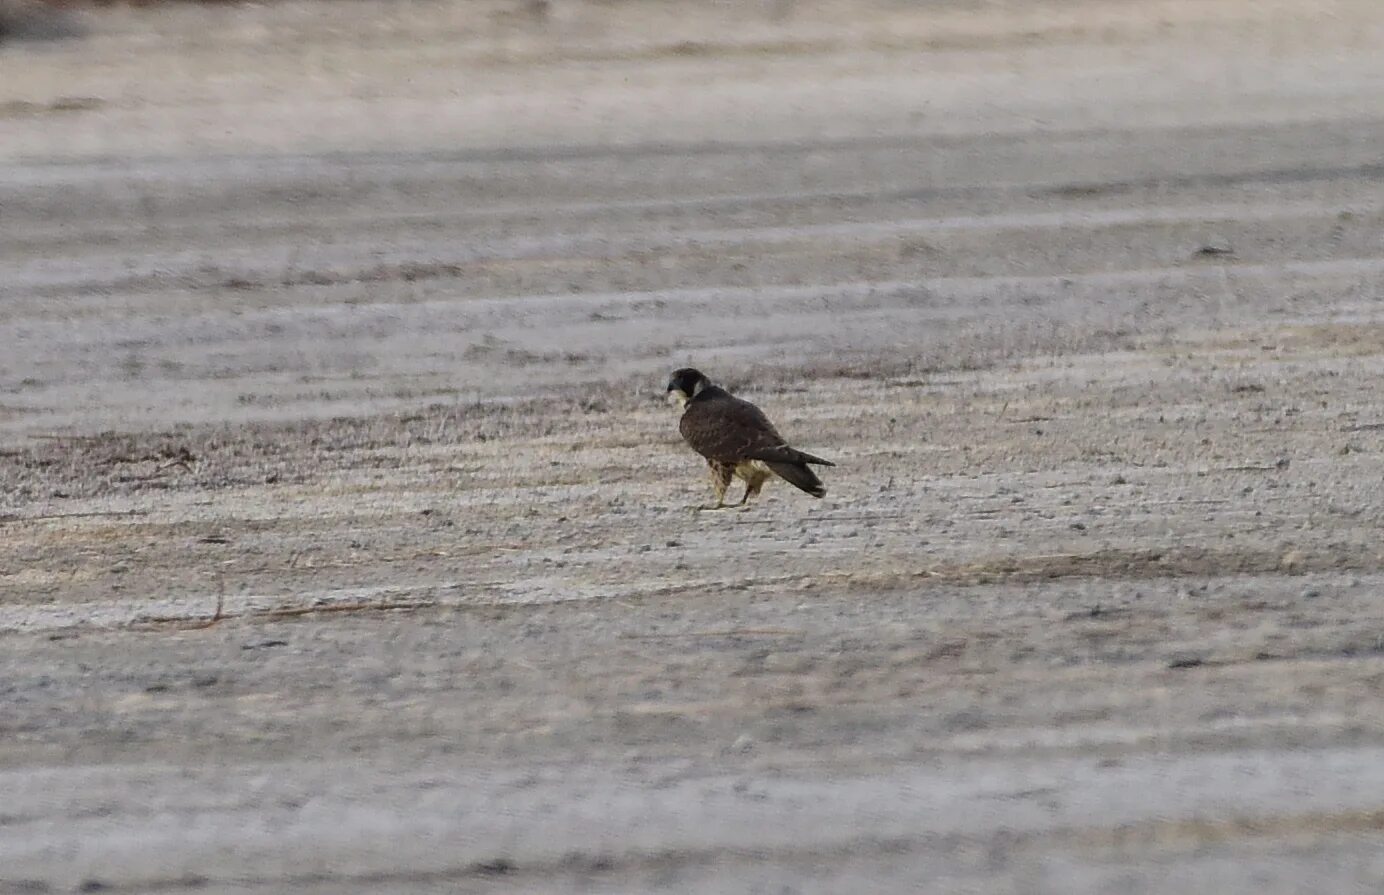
4 1 1384 891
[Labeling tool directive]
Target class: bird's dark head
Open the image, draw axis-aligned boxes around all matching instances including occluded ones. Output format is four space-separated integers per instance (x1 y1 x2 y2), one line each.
666 367 711 408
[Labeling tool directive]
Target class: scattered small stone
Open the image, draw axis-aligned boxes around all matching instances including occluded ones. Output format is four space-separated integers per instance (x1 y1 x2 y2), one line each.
1167 657 1205 669
242 640 288 650
1301 588 1322 600
1279 549 1306 573
471 858 514 876
731 778 768 799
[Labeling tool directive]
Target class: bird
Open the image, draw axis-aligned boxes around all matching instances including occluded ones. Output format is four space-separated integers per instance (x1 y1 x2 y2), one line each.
666 367 834 510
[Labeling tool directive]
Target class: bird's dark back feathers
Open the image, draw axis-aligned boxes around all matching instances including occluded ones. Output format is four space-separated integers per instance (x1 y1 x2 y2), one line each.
679 386 833 467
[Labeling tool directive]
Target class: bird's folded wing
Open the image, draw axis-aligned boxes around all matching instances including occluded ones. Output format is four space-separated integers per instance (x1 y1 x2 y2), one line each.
679 395 788 462
749 444 835 466
743 443 803 463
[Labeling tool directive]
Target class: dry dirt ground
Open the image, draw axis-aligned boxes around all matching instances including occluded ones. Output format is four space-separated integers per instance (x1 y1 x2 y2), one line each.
5 0 1384 892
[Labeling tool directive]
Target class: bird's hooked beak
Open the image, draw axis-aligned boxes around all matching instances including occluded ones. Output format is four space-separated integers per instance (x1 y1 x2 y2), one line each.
666 385 689 409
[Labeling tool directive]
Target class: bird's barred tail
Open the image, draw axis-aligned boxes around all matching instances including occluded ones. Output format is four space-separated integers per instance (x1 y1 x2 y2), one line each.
766 461 827 498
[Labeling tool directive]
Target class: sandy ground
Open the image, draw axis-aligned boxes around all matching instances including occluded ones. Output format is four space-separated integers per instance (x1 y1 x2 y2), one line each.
5 0 1384 891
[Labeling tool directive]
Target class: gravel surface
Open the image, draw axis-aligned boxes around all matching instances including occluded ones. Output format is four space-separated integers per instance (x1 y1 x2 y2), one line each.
4 1 1384 891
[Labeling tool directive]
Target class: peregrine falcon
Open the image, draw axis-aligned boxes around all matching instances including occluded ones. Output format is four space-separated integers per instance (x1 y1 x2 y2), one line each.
666 368 835 509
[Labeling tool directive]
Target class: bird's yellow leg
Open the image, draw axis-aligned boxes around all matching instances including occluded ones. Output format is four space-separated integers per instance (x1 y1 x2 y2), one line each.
735 465 768 509
692 462 734 511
